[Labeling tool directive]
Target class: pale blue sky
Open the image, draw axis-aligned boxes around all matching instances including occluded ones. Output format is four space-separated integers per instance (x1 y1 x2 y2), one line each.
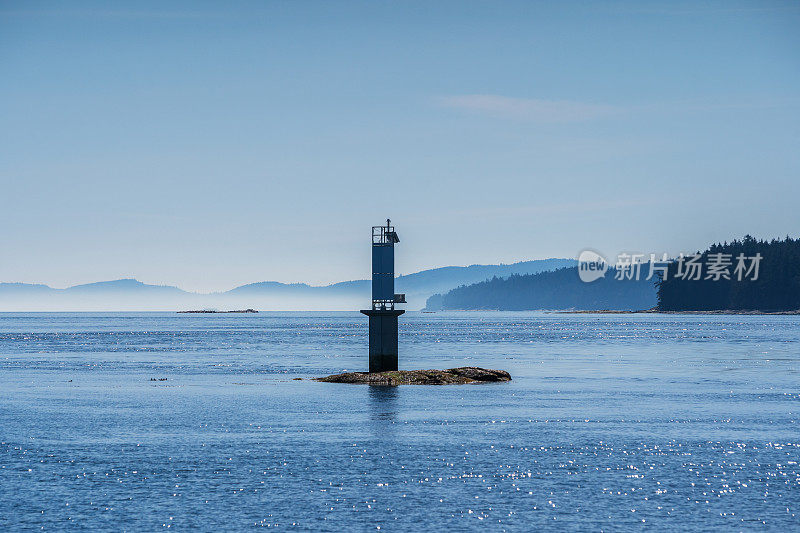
1 0 798 292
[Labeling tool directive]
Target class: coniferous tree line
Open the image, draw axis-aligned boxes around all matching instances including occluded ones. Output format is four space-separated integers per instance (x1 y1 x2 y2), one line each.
657 236 800 311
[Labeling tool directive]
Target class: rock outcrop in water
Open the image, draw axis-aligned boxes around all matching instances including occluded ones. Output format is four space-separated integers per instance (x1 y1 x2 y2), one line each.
315 367 511 385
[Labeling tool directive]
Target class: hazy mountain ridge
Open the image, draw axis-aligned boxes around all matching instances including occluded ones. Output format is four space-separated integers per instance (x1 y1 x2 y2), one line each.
0 282 53 293
0 259 575 311
65 279 190 294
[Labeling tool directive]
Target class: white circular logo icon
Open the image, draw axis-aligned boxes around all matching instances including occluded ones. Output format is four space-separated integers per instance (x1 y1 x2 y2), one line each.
578 249 608 283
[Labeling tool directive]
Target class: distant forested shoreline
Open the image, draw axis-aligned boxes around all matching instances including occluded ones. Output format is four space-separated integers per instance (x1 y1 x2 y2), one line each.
425 267 657 311
657 236 800 311
426 236 800 312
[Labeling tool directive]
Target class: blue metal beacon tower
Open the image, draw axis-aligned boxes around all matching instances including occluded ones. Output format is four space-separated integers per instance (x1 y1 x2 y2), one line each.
360 219 406 373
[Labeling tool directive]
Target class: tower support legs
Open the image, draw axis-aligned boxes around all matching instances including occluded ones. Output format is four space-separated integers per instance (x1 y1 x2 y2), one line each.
360 309 405 373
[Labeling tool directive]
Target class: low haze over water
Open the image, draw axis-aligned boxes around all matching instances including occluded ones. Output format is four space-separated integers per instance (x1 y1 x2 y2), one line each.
1 312 798 530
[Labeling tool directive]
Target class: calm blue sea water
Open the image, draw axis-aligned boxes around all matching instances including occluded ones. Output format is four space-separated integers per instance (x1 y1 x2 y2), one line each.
1 312 798 531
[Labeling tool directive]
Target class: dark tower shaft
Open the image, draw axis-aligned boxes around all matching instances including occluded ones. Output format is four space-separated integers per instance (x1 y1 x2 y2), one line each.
360 219 405 373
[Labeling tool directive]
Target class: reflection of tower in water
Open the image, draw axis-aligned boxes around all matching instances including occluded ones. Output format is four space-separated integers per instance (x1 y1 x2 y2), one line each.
367 384 399 422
